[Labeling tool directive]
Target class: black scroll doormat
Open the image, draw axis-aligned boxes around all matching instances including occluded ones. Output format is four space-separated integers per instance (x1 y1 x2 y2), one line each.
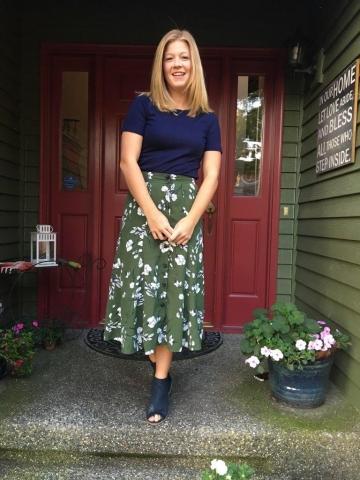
85 328 223 361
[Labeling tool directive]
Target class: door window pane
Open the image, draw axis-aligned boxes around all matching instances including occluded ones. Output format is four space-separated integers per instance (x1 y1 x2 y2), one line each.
234 76 264 196
61 72 89 191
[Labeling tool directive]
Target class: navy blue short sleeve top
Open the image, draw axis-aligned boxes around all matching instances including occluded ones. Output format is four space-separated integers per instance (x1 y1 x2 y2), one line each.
121 94 222 179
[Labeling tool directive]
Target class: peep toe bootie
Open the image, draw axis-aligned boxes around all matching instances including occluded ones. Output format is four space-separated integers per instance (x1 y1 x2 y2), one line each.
146 375 173 424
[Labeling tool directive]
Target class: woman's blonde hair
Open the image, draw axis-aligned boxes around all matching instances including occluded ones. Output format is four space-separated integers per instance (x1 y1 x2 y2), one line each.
147 29 212 117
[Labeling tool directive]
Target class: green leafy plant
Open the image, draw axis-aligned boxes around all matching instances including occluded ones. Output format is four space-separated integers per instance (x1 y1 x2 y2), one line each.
240 301 351 372
201 459 255 479
0 328 36 377
39 326 64 349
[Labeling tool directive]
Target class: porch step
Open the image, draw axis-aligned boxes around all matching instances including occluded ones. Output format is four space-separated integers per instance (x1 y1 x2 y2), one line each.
0 330 359 479
0 450 290 480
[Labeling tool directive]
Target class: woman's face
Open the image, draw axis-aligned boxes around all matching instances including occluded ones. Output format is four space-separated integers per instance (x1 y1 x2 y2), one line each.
163 40 192 94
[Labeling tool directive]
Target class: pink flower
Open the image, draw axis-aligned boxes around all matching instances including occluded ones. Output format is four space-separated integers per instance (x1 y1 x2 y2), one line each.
308 339 323 351
317 320 327 325
320 327 331 340
308 341 316 351
32 321 39 327
323 334 336 350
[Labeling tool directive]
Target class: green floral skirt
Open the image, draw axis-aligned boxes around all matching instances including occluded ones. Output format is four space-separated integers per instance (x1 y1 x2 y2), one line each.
103 170 204 355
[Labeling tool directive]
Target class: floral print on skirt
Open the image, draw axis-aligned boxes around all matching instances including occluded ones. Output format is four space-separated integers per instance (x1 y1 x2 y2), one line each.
103 170 204 355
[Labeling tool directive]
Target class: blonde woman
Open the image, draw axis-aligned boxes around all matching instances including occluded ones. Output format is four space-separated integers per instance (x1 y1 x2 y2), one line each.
103 29 222 424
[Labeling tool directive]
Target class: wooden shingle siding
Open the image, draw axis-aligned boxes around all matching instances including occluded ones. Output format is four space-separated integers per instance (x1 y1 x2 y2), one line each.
0 0 21 263
277 75 303 303
296 0 360 409
0 0 21 318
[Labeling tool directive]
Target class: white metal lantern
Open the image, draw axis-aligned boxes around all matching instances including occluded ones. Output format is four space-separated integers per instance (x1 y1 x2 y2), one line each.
31 224 57 267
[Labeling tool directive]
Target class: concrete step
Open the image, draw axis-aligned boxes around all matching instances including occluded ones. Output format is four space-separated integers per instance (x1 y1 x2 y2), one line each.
0 330 359 479
0 450 292 480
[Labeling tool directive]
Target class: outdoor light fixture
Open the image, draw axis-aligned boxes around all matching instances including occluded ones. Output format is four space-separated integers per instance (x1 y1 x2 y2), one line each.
289 41 306 69
286 29 324 84
31 224 57 267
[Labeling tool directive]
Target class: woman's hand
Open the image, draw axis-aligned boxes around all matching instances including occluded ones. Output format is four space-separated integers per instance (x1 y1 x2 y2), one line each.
168 216 197 246
146 209 174 241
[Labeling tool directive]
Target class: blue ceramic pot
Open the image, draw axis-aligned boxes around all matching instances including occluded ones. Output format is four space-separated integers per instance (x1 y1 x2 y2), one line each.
268 355 335 408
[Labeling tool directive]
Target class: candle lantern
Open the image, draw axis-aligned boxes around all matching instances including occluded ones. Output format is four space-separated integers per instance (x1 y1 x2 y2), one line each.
31 225 57 267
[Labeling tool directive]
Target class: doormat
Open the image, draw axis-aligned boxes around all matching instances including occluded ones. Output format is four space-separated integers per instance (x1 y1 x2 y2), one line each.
84 328 223 361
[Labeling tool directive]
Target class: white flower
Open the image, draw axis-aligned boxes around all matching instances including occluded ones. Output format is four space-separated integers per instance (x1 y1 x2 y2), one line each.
260 346 271 357
175 254 186 265
161 185 169 192
210 459 218 470
214 460 228 476
113 258 122 269
143 264 152 276
126 239 133 251
129 282 135 289
179 293 184 300
147 316 158 328
270 349 284 361
137 207 145 216
171 193 177 201
295 339 307 351
245 355 260 368
160 241 173 253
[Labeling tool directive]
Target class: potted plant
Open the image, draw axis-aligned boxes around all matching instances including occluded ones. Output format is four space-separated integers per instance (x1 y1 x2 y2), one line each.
240 301 351 408
38 318 65 350
201 459 255 479
0 327 36 377
12 318 42 347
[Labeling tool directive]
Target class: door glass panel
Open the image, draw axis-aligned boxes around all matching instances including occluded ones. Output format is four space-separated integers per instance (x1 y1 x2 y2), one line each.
61 71 89 191
234 76 264 196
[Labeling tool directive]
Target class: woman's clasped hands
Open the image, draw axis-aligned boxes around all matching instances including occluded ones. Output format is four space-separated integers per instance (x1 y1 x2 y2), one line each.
146 209 196 246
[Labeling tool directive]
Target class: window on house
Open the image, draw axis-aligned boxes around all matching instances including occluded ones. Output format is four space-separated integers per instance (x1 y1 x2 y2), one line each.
234 76 264 196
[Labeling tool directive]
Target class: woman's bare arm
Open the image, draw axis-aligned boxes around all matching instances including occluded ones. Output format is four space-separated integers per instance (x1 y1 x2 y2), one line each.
120 131 174 240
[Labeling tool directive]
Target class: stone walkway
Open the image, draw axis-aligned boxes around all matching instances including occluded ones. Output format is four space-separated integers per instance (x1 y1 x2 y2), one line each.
0 330 359 479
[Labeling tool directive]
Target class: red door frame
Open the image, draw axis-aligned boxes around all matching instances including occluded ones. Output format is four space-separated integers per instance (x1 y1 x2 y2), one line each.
39 43 285 330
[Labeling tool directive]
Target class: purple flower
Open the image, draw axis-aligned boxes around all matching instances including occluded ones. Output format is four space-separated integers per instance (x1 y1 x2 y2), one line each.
12 322 24 334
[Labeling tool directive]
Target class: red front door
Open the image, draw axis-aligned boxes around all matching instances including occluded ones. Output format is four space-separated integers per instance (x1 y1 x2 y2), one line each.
40 46 283 331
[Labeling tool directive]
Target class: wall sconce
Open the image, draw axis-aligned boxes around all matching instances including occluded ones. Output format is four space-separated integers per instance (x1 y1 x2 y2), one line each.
31 224 57 267
288 40 324 85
